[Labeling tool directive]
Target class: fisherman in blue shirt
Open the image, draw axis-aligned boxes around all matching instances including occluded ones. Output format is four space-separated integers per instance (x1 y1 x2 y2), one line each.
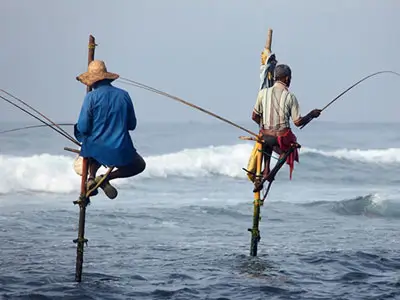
74 60 146 199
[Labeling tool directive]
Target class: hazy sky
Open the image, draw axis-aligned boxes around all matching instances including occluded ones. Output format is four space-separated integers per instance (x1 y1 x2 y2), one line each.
1 0 399 124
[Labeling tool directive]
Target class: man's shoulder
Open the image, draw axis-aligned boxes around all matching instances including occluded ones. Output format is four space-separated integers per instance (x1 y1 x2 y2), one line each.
283 89 298 101
95 84 130 98
108 85 130 96
258 87 269 97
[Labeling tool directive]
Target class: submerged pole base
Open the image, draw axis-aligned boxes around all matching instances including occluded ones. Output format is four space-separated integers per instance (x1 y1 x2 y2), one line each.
248 227 261 256
249 197 262 257
73 196 90 282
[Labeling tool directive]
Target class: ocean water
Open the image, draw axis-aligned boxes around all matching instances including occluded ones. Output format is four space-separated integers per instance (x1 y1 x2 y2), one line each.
0 120 400 300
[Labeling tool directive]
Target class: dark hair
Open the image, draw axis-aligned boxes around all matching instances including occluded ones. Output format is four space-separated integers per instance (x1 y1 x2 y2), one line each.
274 64 292 80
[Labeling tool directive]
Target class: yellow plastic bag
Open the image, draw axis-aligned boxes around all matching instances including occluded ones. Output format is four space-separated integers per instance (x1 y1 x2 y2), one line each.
246 142 259 182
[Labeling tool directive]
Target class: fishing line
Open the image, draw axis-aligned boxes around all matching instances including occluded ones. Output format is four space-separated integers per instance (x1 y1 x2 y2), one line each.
0 94 80 146
117 70 400 166
0 89 76 142
118 77 259 138
117 78 277 162
118 78 281 163
300 70 400 129
119 70 400 133
0 123 74 134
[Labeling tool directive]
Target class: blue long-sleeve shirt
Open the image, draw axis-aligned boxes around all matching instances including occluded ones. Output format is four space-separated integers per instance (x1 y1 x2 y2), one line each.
74 80 137 167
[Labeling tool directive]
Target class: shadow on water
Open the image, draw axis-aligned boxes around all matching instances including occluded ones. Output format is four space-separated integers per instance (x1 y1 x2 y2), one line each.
230 254 307 298
234 254 280 278
1 272 151 300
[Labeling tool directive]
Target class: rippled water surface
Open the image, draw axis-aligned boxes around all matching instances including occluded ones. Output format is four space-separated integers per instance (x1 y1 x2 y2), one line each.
1 121 400 299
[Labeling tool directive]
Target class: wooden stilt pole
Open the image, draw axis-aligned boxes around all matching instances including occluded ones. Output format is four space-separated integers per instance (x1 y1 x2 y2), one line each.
74 34 96 282
249 139 263 256
249 28 273 257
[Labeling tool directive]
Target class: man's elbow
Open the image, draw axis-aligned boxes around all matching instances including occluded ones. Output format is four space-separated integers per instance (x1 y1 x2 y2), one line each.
293 118 303 127
128 119 137 131
77 122 90 135
252 112 261 124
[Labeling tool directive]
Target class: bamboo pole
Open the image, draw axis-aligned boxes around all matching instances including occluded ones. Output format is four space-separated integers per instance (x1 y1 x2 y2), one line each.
261 28 273 63
249 28 273 257
74 34 96 282
265 29 273 53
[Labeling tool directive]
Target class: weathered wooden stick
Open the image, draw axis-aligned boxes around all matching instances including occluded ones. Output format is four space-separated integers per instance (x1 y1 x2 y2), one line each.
265 28 273 53
64 147 80 154
261 28 273 62
74 34 96 283
86 36 96 94
239 136 261 142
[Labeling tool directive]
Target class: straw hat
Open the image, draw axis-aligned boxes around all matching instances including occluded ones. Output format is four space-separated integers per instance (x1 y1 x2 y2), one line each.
76 60 119 86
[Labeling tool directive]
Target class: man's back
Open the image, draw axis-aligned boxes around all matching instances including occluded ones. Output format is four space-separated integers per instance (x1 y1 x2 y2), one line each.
76 81 137 167
89 83 136 142
254 82 301 132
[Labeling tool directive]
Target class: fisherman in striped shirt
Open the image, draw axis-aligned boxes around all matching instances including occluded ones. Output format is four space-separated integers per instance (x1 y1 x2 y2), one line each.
252 64 321 181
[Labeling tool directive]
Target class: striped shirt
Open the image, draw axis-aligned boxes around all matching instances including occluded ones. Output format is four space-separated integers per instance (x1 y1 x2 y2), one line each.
253 82 301 131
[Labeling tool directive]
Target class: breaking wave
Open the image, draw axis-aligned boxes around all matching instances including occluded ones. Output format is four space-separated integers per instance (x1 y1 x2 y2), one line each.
0 144 399 194
304 147 400 164
303 194 400 218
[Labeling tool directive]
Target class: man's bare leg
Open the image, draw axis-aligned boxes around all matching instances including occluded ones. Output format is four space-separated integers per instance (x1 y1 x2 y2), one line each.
86 158 101 196
262 155 271 179
88 159 101 180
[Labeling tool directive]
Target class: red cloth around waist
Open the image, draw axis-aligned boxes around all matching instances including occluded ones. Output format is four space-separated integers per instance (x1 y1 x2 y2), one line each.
277 129 299 180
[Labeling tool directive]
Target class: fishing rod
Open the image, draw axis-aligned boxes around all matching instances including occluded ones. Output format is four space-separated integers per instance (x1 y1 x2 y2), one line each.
300 70 400 129
0 94 80 146
0 89 77 142
118 77 259 138
119 70 400 135
0 123 74 134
